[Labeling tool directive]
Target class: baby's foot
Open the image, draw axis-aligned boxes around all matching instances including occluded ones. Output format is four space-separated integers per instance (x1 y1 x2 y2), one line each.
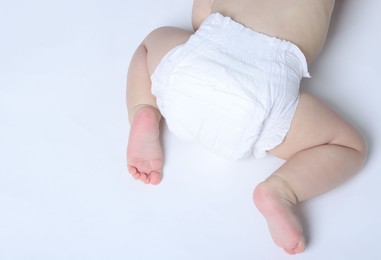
127 105 163 185
253 177 305 255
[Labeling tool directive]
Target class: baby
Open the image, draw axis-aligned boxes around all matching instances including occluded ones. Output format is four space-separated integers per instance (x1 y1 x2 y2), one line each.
126 0 366 255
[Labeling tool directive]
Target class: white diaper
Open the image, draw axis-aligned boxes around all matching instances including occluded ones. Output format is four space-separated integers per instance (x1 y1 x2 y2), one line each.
151 13 310 159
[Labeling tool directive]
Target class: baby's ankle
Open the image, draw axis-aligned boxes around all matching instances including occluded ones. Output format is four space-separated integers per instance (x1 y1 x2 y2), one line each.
130 104 161 123
254 176 299 207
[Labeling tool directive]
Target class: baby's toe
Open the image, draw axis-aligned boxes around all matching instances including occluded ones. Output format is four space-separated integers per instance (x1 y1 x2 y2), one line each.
149 172 162 185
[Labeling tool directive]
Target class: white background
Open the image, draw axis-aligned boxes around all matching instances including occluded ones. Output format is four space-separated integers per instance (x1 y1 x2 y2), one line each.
1 0 380 259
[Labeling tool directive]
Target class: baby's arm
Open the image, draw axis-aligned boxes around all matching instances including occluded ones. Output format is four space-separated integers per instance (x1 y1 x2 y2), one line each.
192 0 213 31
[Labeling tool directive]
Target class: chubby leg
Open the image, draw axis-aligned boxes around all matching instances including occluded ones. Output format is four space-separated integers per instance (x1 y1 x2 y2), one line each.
127 27 192 184
253 92 366 254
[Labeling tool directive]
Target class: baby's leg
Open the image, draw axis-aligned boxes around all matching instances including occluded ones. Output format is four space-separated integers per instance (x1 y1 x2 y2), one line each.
253 92 366 254
127 27 192 184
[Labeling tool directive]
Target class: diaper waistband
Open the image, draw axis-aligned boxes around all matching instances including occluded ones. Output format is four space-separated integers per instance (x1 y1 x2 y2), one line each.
191 13 310 78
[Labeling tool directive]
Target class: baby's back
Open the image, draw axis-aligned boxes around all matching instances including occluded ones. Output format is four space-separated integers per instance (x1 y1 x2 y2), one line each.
211 0 335 63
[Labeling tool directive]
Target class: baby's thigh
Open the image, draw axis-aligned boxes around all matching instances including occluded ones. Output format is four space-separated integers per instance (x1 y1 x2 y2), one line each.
269 91 365 160
144 27 193 75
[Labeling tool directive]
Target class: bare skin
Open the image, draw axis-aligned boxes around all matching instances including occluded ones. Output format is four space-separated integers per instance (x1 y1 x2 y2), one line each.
126 0 366 254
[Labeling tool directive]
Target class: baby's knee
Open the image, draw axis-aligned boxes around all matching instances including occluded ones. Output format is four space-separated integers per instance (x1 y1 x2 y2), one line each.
332 125 367 165
353 132 367 164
